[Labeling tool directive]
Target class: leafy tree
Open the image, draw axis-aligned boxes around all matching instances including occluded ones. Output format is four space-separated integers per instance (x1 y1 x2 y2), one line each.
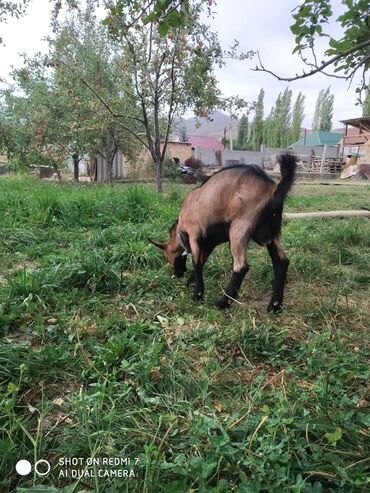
1 3 140 182
237 113 248 149
47 2 141 182
312 87 334 131
254 1 370 102
291 91 305 143
101 0 251 191
263 88 292 148
275 87 292 147
0 74 65 171
0 1 30 41
312 90 324 131
53 0 191 36
248 89 264 151
263 106 275 148
265 94 281 148
320 87 334 131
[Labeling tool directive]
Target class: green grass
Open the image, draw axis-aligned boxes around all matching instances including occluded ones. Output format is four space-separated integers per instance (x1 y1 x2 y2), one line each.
0 176 369 493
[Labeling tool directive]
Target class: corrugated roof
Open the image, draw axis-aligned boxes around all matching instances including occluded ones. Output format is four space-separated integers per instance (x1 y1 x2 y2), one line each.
340 117 370 131
289 131 342 148
187 135 224 151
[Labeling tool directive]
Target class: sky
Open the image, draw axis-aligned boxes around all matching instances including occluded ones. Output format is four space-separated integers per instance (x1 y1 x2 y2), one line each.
0 0 363 129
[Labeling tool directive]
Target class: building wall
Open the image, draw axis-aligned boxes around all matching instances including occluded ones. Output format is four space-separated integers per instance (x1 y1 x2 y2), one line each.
223 150 263 166
290 145 339 159
165 142 192 162
358 142 370 164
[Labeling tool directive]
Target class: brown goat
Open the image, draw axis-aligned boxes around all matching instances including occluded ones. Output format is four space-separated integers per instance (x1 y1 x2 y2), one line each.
151 154 297 311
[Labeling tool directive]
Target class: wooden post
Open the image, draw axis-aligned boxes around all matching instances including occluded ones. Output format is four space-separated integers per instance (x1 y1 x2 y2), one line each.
284 210 370 219
320 145 327 174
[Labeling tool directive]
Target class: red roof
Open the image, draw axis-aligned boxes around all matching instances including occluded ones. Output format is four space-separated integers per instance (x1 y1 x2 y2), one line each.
187 135 224 151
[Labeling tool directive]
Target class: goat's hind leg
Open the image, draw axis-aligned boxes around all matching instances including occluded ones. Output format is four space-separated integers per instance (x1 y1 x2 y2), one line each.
266 237 290 312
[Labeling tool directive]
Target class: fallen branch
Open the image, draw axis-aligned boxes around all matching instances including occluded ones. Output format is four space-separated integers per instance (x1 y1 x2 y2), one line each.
284 210 370 219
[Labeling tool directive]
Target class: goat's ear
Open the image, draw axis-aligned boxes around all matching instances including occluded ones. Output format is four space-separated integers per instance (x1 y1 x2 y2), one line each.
149 238 167 250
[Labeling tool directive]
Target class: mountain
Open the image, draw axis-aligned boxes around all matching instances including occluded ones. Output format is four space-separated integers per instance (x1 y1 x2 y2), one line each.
173 110 239 142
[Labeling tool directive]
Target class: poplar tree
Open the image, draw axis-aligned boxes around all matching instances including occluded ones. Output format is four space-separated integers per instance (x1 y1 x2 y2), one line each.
276 87 292 147
263 106 275 148
263 88 292 148
312 87 334 131
291 92 305 143
237 114 248 149
248 89 264 151
320 88 334 131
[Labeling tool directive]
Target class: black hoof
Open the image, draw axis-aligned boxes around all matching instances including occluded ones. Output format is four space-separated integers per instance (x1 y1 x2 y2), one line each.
193 292 203 301
186 275 195 286
216 297 231 310
267 300 282 313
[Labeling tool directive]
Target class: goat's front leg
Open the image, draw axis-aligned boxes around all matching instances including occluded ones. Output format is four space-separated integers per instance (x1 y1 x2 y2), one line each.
189 239 205 301
266 238 290 312
187 243 214 288
189 240 215 300
217 229 249 309
192 260 204 300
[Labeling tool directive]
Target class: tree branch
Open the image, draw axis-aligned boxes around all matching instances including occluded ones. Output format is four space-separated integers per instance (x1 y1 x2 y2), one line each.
253 39 370 82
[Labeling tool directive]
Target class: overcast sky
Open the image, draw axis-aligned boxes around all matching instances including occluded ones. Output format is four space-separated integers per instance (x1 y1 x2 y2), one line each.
0 0 363 129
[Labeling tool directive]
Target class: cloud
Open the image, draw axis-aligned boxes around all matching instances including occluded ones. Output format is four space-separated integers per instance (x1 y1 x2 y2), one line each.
0 0 363 128
211 0 362 127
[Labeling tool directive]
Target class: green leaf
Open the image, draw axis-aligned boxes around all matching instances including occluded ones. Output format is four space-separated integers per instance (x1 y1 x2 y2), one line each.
157 20 169 36
325 427 342 444
7 382 18 393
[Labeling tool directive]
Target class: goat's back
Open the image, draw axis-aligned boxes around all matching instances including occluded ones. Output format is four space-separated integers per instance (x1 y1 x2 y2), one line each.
179 165 276 232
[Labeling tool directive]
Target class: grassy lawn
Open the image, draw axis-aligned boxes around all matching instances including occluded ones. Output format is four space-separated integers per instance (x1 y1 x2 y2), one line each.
0 176 369 493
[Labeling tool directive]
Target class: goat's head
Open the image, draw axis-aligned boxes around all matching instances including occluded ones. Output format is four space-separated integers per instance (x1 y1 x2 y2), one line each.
149 221 187 277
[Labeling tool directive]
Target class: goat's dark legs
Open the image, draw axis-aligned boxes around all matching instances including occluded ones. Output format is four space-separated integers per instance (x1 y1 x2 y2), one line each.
192 260 204 300
266 238 290 312
190 240 214 301
216 265 249 309
217 225 249 309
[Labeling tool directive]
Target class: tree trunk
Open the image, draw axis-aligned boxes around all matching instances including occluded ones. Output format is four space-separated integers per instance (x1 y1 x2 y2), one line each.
152 139 163 193
155 156 163 193
107 154 115 185
72 152 79 182
153 153 163 193
92 157 97 182
105 135 118 185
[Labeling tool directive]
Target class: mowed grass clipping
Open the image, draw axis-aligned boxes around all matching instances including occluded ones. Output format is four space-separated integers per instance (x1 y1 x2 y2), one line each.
0 176 369 493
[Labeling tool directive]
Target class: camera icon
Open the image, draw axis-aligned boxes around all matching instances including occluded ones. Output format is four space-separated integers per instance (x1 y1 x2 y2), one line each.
16 459 51 476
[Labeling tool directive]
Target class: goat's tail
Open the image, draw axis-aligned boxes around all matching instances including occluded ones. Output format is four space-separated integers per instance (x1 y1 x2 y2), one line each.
272 153 297 207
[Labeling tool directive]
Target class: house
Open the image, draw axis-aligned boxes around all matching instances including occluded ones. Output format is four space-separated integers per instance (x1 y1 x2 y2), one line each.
340 117 370 149
165 141 193 163
163 135 224 167
288 130 343 149
187 135 224 166
340 117 370 178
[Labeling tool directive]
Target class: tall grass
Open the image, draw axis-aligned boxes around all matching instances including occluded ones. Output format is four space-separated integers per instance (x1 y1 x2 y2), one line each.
0 177 369 493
